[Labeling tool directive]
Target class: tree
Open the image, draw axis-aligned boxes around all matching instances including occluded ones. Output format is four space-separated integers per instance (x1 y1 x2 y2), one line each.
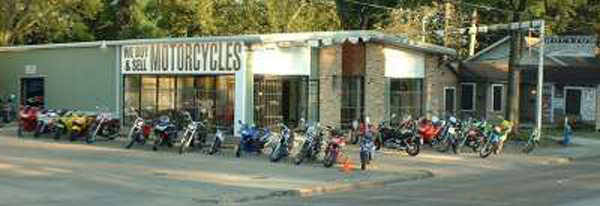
24 0 103 44
0 0 72 45
334 0 402 30
94 0 160 40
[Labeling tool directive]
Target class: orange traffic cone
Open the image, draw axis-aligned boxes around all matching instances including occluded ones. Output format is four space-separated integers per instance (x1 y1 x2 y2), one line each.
340 156 353 174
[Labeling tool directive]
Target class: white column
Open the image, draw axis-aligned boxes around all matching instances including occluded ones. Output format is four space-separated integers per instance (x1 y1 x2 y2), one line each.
234 45 252 137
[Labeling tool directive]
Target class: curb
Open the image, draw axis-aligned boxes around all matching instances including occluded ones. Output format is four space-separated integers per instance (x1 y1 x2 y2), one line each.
227 170 435 204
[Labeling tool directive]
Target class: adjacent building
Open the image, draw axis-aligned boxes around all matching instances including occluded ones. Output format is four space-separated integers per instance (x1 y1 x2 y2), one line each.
457 36 600 130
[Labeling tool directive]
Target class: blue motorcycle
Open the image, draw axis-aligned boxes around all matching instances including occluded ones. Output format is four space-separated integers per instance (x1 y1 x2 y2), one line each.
236 120 273 157
360 126 376 170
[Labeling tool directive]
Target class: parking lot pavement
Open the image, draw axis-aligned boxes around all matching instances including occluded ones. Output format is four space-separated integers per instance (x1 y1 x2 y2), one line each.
0 125 593 206
0 130 433 206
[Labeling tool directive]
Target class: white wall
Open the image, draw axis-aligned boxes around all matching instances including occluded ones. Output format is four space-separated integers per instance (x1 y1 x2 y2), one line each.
384 47 425 79
251 46 311 76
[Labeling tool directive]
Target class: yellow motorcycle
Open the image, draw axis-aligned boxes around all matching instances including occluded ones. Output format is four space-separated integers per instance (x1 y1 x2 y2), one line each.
54 111 76 140
70 112 96 141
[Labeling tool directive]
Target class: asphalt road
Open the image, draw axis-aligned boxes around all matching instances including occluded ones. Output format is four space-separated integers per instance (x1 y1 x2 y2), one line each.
244 156 600 206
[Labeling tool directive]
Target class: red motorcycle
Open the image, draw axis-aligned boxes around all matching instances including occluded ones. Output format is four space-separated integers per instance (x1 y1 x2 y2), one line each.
17 106 39 136
417 117 445 146
323 126 346 168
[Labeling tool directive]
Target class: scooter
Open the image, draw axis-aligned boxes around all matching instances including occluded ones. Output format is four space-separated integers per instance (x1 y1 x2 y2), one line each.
178 111 208 154
235 120 273 157
86 107 121 144
125 108 152 149
152 115 178 151
17 106 39 137
270 122 292 162
294 122 323 165
323 126 346 168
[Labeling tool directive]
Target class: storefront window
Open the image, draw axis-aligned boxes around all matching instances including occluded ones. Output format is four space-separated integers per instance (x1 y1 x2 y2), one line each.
341 76 364 129
390 79 423 118
215 76 235 127
177 77 195 117
141 76 157 114
254 76 308 128
124 75 141 111
125 75 234 132
157 76 175 113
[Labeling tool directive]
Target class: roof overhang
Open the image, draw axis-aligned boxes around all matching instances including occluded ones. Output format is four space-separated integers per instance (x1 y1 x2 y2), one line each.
0 30 456 56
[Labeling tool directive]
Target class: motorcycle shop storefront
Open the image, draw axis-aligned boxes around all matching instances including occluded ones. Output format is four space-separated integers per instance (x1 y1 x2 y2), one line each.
250 45 311 129
121 42 244 133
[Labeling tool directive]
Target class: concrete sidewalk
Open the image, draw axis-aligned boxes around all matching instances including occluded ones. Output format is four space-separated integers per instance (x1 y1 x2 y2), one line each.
528 135 600 160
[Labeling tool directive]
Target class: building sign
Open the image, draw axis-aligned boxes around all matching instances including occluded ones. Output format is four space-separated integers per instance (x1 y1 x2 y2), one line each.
24 65 37 75
544 36 597 57
121 42 244 74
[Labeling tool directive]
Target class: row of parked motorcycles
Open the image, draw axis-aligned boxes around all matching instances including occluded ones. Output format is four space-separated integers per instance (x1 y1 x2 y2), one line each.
15 104 513 171
348 113 513 159
234 119 376 170
17 106 122 143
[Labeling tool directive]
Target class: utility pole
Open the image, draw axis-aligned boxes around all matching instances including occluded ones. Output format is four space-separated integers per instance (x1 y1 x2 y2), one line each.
468 10 478 56
535 20 545 137
506 0 528 133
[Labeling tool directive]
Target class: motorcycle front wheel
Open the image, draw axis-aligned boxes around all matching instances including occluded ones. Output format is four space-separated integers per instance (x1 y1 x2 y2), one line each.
270 144 284 162
323 150 337 168
208 138 221 155
350 132 359 145
85 123 98 144
34 122 43 138
235 143 242 158
405 139 420 156
479 142 493 158
179 133 192 154
360 151 369 170
294 145 309 165
522 140 538 154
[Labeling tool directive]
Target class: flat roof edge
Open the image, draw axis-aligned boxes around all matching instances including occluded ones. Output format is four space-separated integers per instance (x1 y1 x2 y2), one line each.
0 30 456 55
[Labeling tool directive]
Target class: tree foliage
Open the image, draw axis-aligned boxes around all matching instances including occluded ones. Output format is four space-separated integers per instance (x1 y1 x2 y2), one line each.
1 0 599 47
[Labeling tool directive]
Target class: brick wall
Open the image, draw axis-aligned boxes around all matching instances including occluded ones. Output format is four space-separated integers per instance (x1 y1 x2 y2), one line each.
365 44 386 124
319 45 342 128
424 55 458 117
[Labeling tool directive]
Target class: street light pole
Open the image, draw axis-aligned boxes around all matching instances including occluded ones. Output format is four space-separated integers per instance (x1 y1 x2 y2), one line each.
536 20 545 136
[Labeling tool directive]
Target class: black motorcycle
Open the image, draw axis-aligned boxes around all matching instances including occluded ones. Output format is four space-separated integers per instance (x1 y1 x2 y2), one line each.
270 122 292 162
376 116 420 156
